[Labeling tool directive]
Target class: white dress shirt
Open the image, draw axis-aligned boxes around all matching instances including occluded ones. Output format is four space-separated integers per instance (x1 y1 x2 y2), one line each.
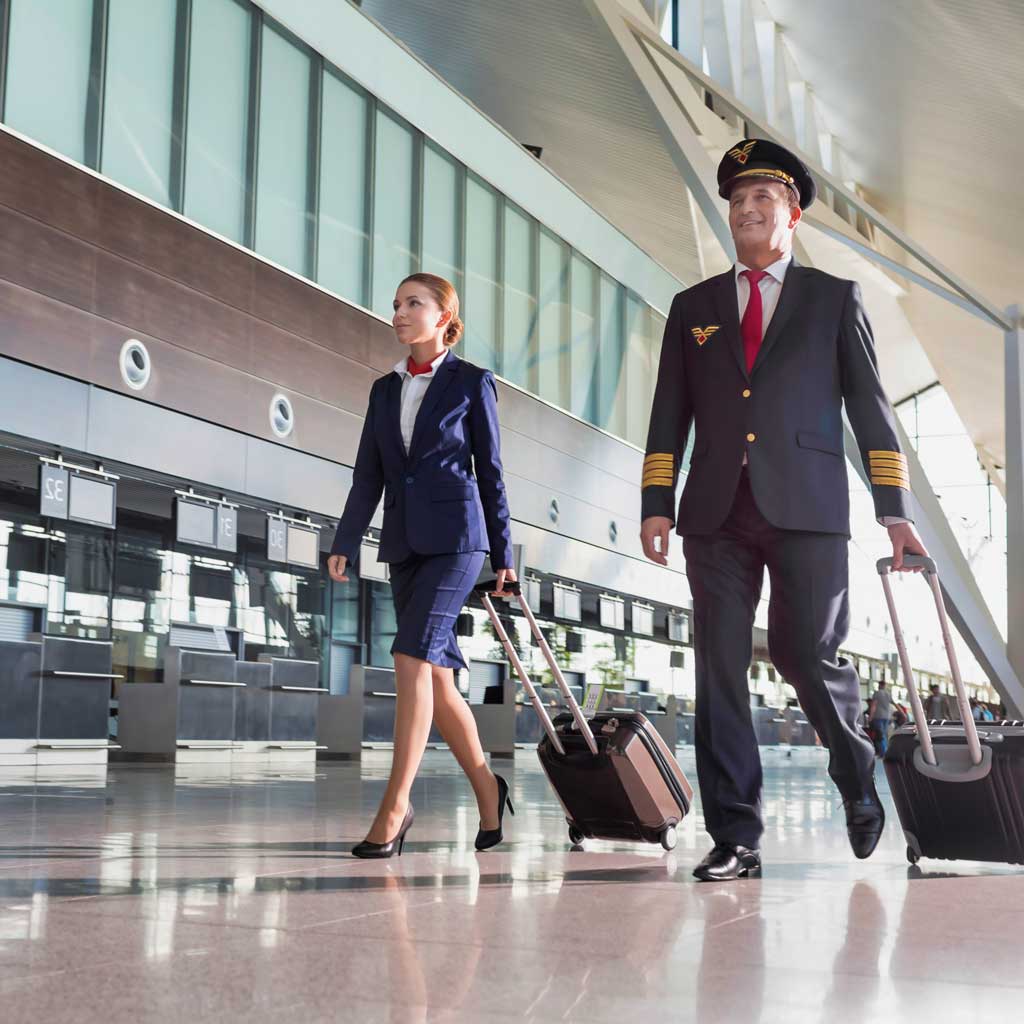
394 349 448 454
733 255 907 527
735 254 791 334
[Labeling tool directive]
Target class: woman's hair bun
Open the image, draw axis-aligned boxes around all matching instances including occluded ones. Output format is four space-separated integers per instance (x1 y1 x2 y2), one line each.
445 315 464 346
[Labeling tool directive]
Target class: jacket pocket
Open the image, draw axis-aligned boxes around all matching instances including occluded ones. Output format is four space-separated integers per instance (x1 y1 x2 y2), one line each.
430 483 475 502
796 430 843 457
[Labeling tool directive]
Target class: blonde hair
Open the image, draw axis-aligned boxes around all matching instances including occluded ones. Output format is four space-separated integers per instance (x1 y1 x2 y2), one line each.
399 273 464 346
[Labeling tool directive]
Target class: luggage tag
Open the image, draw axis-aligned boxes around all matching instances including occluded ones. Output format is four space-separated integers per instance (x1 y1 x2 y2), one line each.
581 683 605 721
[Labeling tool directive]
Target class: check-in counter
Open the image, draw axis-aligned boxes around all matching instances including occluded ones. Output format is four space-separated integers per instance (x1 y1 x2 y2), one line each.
677 710 695 746
316 664 366 760
603 689 678 749
255 656 323 762
753 705 787 745
362 664 515 755
0 636 119 766
118 649 323 763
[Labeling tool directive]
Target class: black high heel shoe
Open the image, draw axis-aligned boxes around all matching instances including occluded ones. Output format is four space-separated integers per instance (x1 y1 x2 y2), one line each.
352 805 415 859
475 774 514 852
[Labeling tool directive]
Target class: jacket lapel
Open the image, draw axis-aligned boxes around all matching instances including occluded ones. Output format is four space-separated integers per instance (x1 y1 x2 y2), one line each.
408 351 460 461
711 269 749 382
750 258 803 376
385 372 406 463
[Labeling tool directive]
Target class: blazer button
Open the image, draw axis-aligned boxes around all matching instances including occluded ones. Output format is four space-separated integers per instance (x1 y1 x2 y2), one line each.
405 476 414 484
742 389 751 398
746 432 757 443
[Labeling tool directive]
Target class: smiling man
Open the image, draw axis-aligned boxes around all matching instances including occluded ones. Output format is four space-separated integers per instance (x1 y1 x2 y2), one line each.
639 138 929 881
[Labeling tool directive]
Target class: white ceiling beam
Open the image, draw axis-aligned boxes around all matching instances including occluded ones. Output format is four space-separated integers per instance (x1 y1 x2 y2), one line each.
619 8 1011 331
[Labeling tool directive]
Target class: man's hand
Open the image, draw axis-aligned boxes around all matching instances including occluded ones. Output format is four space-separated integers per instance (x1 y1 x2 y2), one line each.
641 516 674 566
327 554 349 582
888 521 928 572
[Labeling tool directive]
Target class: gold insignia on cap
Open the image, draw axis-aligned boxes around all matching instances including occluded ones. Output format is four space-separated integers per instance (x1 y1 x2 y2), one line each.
691 325 720 346
732 167 796 187
728 141 757 165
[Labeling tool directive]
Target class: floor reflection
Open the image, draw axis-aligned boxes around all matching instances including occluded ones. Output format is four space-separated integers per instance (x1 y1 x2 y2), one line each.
2 751 1023 1022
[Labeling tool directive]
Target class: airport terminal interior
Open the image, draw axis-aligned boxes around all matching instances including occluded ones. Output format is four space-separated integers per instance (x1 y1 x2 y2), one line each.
0 0 1022 1021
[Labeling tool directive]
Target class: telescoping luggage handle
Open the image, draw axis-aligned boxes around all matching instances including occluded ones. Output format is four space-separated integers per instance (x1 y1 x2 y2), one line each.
876 554 983 771
473 581 599 756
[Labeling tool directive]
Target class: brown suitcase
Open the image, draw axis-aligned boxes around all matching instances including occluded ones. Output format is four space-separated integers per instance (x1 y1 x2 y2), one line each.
476 581 693 850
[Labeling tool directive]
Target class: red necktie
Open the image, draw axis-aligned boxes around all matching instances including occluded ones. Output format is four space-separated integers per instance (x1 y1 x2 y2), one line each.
741 269 768 372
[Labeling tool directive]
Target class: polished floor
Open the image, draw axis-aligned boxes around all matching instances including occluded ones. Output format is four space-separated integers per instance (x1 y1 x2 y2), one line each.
0 747 1021 1023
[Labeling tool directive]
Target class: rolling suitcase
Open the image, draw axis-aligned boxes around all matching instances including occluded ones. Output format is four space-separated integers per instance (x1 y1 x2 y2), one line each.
475 581 693 851
879 554 1024 865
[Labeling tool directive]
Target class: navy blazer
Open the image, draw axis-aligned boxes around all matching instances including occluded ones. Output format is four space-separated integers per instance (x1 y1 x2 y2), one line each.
330 351 514 571
641 261 914 536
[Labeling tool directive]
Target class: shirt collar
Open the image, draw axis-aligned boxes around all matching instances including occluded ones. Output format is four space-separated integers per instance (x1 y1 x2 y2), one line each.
393 349 448 379
735 253 793 286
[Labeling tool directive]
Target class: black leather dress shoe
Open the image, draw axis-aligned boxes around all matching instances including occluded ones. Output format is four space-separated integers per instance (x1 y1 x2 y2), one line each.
693 843 762 882
843 783 885 860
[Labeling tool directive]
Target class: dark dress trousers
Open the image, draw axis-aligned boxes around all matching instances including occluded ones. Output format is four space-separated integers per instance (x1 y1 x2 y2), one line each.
331 351 514 669
641 261 913 849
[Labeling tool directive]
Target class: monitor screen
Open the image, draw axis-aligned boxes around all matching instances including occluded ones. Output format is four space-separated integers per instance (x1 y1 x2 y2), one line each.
176 499 216 546
286 524 319 568
68 475 116 528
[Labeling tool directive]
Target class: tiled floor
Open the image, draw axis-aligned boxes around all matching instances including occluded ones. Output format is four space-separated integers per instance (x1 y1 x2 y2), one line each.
0 747 1021 1023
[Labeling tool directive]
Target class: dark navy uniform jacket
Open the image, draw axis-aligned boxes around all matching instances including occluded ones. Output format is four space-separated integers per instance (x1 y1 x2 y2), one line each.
330 350 514 571
641 260 913 536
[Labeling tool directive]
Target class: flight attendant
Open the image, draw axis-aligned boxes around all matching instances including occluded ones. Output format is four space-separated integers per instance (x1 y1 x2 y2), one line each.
328 273 517 858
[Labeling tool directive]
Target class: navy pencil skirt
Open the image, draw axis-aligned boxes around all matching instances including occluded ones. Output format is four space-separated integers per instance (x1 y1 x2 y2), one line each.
388 551 486 669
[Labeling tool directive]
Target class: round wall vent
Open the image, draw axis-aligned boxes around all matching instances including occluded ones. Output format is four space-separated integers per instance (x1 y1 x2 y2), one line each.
119 339 152 391
270 394 295 438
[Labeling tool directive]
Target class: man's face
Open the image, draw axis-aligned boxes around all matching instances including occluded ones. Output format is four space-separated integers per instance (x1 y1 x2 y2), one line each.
727 180 799 251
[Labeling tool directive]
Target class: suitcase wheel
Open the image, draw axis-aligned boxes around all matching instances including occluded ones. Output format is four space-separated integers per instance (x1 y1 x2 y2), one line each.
660 825 678 852
568 824 585 848
906 844 920 865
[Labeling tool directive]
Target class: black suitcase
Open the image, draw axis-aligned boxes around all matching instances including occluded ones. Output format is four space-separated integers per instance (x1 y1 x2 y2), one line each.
878 554 1024 865
475 581 693 851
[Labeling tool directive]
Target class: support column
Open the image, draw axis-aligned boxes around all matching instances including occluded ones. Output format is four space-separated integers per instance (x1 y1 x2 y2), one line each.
1006 305 1024 714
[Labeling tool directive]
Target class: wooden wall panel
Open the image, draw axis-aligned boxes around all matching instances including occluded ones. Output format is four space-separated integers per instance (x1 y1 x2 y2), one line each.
0 128 645 526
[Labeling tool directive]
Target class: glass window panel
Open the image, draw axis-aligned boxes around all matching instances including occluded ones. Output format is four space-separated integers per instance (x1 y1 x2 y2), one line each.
371 109 415 317
570 254 599 423
421 143 459 286
463 174 499 370
255 25 311 275
185 0 251 243
502 203 536 389
598 274 626 436
318 70 368 304
626 296 656 448
5 0 93 163
537 230 569 409
47 528 113 639
369 580 397 667
102 0 177 205
330 570 360 643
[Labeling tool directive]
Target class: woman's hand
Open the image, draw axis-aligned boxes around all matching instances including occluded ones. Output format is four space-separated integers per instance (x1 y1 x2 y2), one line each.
327 554 350 583
493 567 518 599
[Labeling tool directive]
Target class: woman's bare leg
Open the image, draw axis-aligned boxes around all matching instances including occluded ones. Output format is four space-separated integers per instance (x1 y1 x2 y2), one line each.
430 665 500 829
365 652 434 843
